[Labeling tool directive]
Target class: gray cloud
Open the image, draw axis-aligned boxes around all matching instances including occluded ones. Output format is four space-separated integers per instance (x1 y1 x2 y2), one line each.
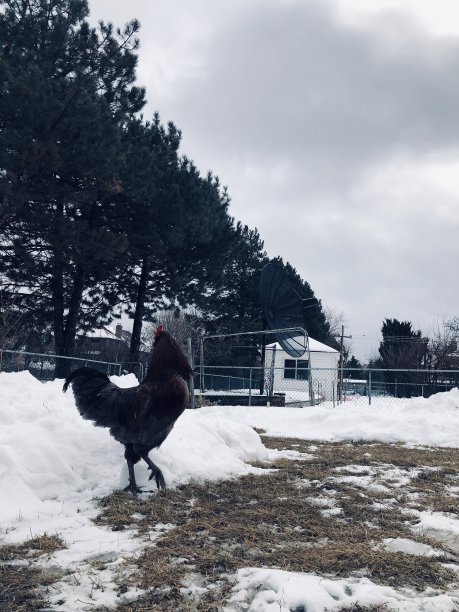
89 0 459 359
174 3 459 185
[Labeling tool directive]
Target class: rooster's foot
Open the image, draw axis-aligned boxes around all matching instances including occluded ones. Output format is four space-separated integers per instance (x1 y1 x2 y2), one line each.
148 467 167 492
123 482 145 496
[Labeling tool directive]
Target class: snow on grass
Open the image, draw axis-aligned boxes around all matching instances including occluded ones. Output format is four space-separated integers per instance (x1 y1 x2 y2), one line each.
412 510 459 555
201 389 459 447
226 567 459 611
331 464 424 494
1 371 459 610
0 371 270 608
0 371 269 535
378 537 444 557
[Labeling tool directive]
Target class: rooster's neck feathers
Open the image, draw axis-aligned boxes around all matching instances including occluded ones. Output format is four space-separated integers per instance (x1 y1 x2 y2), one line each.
145 331 193 384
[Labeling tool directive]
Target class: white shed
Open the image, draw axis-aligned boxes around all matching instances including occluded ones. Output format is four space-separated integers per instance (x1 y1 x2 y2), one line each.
264 336 339 403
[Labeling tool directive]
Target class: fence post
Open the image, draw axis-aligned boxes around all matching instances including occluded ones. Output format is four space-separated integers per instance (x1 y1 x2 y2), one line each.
199 339 204 392
186 337 195 409
249 368 252 406
368 369 372 406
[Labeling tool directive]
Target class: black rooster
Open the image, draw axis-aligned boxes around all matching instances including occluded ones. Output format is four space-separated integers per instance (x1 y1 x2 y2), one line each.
63 326 193 494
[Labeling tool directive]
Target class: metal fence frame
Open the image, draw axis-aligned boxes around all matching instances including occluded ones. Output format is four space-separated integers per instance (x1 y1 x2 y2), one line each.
0 348 145 381
2 349 458 408
195 365 459 406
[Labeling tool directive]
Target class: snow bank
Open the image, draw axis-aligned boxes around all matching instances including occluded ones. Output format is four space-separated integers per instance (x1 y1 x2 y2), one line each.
1 372 458 610
1 371 458 535
0 371 268 533
227 568 459 611
412 510 459 555
201 389 459 447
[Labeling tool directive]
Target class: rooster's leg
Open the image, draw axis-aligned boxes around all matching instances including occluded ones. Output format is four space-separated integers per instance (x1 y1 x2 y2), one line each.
123 445 143 495
134 447 166 492
144 457 166 491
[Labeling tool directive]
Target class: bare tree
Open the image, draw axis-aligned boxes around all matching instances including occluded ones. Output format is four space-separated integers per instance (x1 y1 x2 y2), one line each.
0 290 27 350
323 306 352 357
0 289 30 373
142 308 203 364
323 307 346 337
428 317 459 370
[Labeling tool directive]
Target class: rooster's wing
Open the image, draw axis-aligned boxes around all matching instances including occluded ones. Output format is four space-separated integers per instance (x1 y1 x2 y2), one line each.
63 367 139 430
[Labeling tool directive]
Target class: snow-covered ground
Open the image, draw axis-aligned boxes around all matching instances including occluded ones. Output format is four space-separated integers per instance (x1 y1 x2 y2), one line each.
200 390 459 447
227 568 459 612
0 371 458 610
0 371 269 531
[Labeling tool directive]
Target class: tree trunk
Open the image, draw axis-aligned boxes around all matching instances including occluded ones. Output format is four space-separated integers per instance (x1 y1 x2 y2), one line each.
51 259 65 355
128 256 150 375
54 265 86 379
51 202 65 355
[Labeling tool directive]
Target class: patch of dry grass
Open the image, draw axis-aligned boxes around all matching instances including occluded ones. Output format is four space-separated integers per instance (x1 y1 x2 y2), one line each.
0 564 59 612
3 440 457 611
0 534 64 611
0 533 64 561
93 439 458 610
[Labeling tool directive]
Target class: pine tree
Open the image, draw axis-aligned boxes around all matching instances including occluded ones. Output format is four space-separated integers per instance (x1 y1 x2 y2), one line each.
344 355 364 379
113 117 235 366
0 1 145 375
378 318 429 397
379 319 428 369
195 223 268 368
270 257 331 343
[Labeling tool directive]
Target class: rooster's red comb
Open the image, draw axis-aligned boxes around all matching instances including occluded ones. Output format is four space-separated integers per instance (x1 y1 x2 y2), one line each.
154 325 163 336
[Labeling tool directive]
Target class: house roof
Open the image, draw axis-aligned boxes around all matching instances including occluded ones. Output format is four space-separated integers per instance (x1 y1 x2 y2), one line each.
83 326 124 341
266 336 339 354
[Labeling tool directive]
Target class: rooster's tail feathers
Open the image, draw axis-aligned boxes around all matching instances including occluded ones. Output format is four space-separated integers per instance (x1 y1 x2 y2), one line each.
63 367 127 428
63 367 109 392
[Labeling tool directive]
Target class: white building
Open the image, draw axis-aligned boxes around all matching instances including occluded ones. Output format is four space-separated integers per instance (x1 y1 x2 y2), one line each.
265 336 339 403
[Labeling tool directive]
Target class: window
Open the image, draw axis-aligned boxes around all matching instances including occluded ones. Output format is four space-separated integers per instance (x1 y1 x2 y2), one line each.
296 360 309 380
284 359 309 380
284 359 296 379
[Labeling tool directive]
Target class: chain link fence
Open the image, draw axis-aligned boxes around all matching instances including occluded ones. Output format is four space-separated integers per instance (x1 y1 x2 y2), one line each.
195 365 459 406
0 349 145 381
2 348 458 407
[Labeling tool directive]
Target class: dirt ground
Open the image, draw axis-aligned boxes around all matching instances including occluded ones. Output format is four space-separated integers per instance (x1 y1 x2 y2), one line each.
1 436 458 611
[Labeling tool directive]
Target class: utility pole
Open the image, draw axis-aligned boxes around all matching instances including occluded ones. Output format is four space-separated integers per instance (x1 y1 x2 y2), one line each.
338 325 352 403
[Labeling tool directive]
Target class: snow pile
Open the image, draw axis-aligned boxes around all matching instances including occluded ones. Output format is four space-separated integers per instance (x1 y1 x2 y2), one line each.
412 510 459 555
201 389 459 447
378 537 443 557
227 568 459 611
0 371 268 532
1 371 459 610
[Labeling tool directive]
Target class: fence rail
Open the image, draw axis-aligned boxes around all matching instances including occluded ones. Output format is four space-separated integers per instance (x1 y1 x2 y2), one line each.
0 349 144 381
2 349 458 407
196 365 459 406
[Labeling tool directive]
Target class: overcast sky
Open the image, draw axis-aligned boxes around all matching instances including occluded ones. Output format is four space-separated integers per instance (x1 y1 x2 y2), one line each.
90 0 459 361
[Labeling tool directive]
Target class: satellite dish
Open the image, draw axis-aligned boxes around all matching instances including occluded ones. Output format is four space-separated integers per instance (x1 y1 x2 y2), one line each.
260 263 307 358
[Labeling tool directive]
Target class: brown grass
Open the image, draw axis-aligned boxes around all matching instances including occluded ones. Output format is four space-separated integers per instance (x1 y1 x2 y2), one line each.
0 533 64 561
93 439 459 610
0 534 64 611
2 440 457 611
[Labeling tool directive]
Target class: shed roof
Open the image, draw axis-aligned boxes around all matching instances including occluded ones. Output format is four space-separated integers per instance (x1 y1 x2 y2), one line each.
266 336 339 354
